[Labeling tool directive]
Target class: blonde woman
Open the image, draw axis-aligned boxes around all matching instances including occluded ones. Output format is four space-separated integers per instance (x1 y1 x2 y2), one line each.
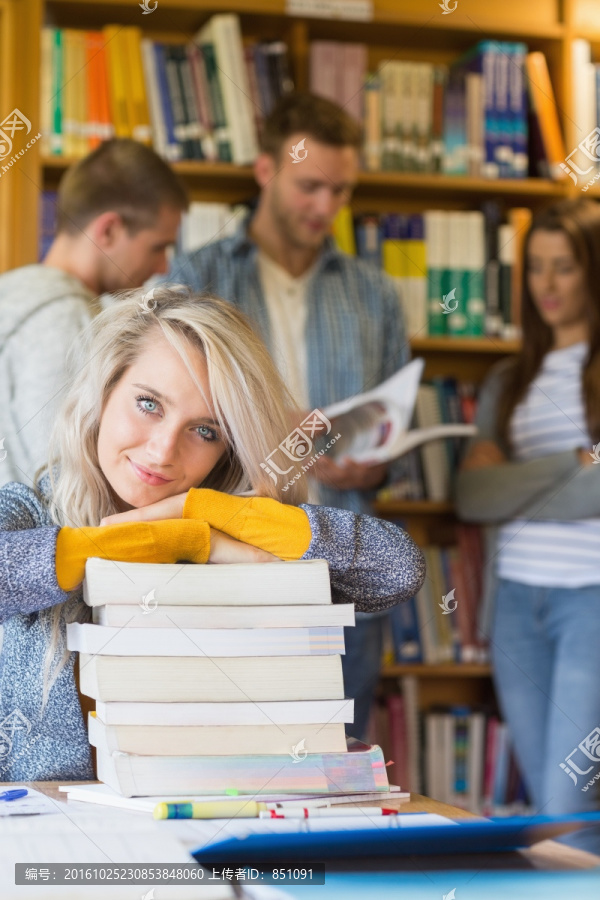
0 287 425 782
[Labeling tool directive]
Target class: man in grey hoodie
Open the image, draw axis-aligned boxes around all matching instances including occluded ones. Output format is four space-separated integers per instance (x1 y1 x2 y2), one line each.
0 138 187 490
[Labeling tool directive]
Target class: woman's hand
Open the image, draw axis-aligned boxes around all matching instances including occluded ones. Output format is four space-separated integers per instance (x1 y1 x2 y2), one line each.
311 455 388 491
460 440 507 471
100 492 187 526
208 528 279 564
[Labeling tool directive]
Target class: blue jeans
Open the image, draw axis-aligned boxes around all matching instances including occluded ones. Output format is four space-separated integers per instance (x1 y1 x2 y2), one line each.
341 613 385 741
492 577 600 853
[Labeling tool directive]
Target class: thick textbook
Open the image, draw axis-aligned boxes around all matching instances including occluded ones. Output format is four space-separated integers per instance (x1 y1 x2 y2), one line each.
94 698 355 727
89 712 347 757
93 602 354 629
323 358 476 465
82 558 331 607
91 737 389 797
67 623 345 657
79 654 344 702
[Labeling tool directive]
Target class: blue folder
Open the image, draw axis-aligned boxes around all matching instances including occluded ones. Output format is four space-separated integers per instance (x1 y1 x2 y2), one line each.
192 812 600 864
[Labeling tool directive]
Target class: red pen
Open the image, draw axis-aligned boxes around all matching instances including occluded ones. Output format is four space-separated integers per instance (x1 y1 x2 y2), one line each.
259 807 398 819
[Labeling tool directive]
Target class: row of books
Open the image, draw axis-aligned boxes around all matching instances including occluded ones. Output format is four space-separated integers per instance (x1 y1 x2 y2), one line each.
40 17 567 183
385 530 487 665
376 378 476 502
298 38 564 180
570 39 600 186
335 205 530 340
371 690 529 815
71 556 389 798
40 16 293 163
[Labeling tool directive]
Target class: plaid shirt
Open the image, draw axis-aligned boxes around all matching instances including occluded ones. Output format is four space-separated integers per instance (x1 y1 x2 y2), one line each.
164 215 410 514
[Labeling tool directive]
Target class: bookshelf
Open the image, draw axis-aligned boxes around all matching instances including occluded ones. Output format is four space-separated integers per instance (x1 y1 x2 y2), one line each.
3 0 600 802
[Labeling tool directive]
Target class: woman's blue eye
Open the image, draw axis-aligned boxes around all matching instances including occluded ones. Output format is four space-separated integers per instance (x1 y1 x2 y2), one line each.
136 397 157 415
196 425 218 443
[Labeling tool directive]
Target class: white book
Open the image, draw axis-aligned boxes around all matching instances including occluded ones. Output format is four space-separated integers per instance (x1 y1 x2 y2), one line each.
196 15 258 164
89 712 347 757
323 358 476 466
83 558 331 608
415 383 450 501
93 602 355 629
59 781 407 814
94 697 354 727
67 622 345 657
79 653 344 702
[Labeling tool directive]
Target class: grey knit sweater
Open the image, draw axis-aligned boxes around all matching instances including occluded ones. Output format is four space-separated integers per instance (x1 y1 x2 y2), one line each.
0 472 425 782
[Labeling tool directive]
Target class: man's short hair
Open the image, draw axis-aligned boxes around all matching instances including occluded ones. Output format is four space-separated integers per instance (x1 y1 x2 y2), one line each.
56 139 189 235
260 92 362 160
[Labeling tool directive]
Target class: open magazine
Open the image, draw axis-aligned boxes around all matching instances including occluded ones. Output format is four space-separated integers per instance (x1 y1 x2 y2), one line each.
322 358 477 465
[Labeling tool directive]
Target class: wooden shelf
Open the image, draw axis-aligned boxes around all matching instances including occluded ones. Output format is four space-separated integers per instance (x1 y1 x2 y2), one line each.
381 663 491 678
373 500 455 516
411 337 520 354
42 156 567 200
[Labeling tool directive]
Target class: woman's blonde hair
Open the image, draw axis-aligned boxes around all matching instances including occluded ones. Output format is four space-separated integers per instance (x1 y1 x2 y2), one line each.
37 286 308 705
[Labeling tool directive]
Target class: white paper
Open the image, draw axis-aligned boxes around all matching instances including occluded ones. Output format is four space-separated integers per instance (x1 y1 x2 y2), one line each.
286 0 373 20
0 788 57 817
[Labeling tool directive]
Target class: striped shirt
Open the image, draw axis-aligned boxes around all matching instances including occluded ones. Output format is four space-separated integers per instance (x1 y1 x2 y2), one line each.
163 213 410 515
497 341 600 586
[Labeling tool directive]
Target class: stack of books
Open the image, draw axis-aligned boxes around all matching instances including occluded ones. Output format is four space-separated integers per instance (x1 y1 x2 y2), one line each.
68 557 391 798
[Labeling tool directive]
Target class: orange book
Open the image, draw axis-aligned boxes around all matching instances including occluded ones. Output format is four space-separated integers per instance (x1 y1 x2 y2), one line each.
103 25 131 138
508 206 533 333
525 52 567 180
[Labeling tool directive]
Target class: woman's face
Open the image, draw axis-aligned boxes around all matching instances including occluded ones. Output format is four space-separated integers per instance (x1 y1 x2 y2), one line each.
526 229 589 330
97 330 227 511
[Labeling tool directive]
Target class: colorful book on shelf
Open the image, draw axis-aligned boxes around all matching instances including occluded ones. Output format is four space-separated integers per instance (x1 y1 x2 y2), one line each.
525 51 567 180
323 358 476 467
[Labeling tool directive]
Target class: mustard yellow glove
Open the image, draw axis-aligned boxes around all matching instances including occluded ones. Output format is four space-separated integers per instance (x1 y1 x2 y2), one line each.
182 489 311 560
56 519 211 592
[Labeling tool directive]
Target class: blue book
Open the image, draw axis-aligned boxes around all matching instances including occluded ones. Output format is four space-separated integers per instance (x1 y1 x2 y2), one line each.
390 596 422 663
153 43 182 162
192 811 600 864
508 42 529 177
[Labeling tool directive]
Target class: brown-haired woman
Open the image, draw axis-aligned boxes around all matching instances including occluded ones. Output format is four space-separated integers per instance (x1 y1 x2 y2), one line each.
455 198 600 852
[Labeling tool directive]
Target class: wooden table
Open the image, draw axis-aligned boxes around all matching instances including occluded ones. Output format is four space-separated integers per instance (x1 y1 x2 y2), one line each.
13 782 600 873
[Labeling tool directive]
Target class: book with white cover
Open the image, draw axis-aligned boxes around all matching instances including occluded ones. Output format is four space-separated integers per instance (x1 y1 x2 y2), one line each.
83 557 331 607
79 654 344 702
94 697 354 726
93 602 355 629
67 622 345 657
323 358 476 465
88 712 347 756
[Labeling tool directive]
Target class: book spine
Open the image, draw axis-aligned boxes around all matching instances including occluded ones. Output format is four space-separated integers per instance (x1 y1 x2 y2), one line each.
431 65 446 173
212 14 259 164
446 211 470 336
494 42 512 177
364 74 382 172
480 42 499 179
125 27 153 146
103 26 131 139
464 211 486 336
177 46 205 159
199 42 233 163
164 45 192 159
509 42 529 177
153 43 182 162
141 39 167 158
424 210 448 337
51 28 63 154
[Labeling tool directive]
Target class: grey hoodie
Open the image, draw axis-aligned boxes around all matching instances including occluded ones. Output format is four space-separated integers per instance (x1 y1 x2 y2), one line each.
0 264 98 489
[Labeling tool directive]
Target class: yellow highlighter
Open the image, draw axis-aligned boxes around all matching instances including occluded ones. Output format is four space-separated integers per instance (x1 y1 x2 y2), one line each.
154 800 271 820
